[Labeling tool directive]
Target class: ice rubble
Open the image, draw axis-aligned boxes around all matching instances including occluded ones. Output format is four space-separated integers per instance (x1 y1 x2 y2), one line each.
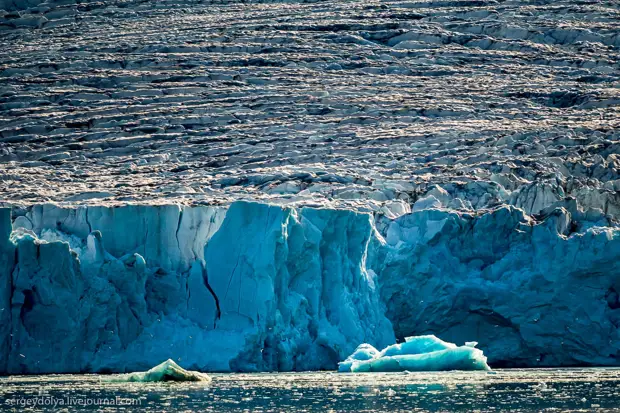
0 200 619 374
106 359 211 383
338 335 490 373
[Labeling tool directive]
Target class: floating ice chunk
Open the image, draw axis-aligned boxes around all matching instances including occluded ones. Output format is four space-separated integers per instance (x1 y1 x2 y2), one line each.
339 335 490 372
107 359 211 382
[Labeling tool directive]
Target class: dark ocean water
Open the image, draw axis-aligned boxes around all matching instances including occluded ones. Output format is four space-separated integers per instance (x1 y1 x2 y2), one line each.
1 368 619 412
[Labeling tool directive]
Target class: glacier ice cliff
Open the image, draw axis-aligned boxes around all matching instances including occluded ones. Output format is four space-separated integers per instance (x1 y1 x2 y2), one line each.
371 204 620 367
0 202 394 374
0 200 619 374
0 0 618 375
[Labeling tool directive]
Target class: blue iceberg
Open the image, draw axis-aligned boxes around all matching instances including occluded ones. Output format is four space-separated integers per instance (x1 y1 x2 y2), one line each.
339 335 490 372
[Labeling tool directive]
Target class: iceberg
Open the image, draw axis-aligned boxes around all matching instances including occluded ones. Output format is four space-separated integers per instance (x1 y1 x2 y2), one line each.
338 335 490 373
337 343 380 372
107 359 211 383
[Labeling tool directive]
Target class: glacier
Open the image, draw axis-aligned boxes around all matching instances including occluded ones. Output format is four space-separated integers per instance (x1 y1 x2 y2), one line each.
0 0 618 377
338 335 490 373
1 200 619 374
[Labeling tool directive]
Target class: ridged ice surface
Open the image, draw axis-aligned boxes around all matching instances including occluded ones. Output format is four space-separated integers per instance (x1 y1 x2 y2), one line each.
0 0 618 215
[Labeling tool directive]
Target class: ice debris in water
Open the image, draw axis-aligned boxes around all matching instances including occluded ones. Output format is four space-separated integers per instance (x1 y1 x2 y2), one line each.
106 359 211 382
338 335 490 372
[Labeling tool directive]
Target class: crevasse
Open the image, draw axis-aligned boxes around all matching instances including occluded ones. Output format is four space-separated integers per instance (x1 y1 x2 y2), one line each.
0 201 619 374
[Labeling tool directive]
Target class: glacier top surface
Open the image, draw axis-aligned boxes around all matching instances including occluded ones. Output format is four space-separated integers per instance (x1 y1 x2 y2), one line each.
0 0 618 215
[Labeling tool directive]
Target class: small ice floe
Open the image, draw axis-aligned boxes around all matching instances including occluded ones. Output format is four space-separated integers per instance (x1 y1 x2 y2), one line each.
534 381 547 390
338 335 490 373
532 380 557 393
105 359 211 383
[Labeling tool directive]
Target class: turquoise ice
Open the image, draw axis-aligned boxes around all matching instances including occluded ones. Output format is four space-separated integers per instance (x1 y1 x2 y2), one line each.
338 335 490 372
1 201 619 374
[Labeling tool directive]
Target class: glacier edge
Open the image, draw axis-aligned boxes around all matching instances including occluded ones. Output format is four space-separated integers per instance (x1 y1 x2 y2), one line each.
0 200 619 374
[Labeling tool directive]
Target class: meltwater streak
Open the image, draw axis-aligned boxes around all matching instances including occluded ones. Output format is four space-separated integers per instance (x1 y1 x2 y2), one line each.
1 369 620 412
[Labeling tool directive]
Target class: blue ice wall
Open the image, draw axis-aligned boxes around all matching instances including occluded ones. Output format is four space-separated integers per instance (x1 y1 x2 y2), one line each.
0 202 393 374
0 208 14 373
371 206 620 367
0 201 619 373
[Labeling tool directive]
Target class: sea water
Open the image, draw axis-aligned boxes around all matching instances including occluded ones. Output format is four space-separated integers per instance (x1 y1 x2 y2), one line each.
1 368 619 412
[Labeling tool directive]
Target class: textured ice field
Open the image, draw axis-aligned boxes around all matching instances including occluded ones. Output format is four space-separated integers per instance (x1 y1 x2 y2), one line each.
0 0 618 215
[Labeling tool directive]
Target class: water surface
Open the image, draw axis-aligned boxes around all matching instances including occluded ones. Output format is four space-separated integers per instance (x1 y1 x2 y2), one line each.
2 368 619 412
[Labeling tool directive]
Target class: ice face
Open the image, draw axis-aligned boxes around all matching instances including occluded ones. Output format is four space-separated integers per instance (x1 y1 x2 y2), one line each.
338 335 490 373
371 206 620 367
0 202 394 374
1 199 619 374
0 208 14 373
1 0 618 376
